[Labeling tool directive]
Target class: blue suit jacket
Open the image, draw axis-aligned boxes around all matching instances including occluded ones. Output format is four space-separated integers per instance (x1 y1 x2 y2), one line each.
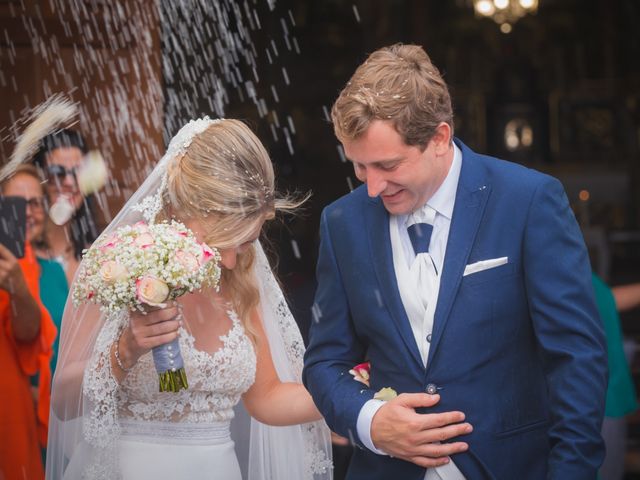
303 140 607 480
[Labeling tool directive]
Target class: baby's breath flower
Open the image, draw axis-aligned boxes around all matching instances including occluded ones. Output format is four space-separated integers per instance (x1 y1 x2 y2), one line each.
73 220 222 315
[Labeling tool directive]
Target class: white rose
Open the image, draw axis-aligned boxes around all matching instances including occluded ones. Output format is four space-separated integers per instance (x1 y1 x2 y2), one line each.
175 250 200 272
99 261 128 284
136 276 169 307
373 387 398 402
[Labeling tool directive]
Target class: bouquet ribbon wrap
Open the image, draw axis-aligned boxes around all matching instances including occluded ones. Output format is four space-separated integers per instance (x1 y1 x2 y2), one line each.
152 337 188 392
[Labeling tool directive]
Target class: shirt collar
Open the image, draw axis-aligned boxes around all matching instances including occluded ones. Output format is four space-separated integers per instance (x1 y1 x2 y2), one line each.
396 143 462 226
424 142 461 221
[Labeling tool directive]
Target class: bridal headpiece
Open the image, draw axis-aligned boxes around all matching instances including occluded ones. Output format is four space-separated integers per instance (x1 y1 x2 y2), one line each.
132 116 221 223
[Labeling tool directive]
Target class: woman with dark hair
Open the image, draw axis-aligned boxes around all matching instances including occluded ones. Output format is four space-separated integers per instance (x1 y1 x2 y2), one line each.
32 128 100 283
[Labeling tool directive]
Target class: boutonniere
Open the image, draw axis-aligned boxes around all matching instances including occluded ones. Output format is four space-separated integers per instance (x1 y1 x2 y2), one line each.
373 387 398 401
349 361 398 401
349 362 371 387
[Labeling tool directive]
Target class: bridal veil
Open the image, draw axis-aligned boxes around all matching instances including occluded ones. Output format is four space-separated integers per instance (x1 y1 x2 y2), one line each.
45 117 332 479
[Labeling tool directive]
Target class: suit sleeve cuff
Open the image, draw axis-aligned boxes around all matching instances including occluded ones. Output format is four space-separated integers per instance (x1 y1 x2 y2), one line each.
356 399 389 455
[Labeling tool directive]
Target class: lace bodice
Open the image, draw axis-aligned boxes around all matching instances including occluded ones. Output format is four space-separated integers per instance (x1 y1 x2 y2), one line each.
118 309 256 423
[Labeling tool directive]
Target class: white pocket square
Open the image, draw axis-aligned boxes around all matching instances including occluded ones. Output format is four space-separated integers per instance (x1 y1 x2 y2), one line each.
463 257 509 277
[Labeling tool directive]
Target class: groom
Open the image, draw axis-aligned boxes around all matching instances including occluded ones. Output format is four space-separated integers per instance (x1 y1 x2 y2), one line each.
303 44 607 479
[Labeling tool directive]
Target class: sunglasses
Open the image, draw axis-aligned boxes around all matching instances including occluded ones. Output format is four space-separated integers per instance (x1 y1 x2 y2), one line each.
25 196 47 211
45 164 78 180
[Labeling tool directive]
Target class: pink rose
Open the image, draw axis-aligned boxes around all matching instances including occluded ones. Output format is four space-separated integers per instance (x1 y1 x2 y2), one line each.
349 361 371 387
99 261 129 284
98 233 119 250
200 244 217 265
166 224 188 238
134 221 149 231
134 232 154 248
174 250 199 272
136 276 170 307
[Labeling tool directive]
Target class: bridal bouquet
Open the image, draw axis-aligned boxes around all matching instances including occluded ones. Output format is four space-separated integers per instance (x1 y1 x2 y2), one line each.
73 220 221 392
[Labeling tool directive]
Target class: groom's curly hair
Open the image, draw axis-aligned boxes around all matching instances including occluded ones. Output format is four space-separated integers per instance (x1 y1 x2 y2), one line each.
331 43 454 151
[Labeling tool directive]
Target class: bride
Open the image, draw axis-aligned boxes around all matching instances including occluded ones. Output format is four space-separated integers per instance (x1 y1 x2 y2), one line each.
45 118 332 479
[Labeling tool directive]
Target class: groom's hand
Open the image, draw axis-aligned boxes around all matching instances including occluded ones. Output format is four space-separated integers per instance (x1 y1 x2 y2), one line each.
370 393 472 468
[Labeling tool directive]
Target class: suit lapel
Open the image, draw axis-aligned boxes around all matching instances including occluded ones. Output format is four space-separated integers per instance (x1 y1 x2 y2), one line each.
365 198 424 369
426 141 490 369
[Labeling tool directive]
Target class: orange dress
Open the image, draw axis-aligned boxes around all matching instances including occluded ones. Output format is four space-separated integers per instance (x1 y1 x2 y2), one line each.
0 243 57 480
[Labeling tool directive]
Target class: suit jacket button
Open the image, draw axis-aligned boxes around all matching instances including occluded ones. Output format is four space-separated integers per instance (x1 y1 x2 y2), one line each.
426 383 438 395
426 333 432 343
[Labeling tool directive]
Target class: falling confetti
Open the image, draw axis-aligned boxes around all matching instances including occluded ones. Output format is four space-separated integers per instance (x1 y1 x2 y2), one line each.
347 429 356 446
1 0 303 217
322 105 331 122
374 289 383 307
286 115 296 135
346 176 354 192
311 303 323 323
290 239 301 259
352 5 361 23
337 144 347 163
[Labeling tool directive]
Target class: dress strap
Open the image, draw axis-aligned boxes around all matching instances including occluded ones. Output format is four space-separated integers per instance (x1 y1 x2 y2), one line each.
226 308 241 326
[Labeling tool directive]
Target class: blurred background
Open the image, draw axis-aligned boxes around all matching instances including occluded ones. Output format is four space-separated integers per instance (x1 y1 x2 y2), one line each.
1 0 640 477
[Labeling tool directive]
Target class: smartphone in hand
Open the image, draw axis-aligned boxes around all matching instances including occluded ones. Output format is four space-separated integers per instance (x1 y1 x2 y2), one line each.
0 196 27 259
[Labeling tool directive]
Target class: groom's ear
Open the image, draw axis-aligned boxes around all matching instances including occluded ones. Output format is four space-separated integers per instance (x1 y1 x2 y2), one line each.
430 122 452 156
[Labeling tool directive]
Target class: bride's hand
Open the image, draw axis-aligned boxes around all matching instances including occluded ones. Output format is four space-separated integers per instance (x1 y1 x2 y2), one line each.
119 304 182 367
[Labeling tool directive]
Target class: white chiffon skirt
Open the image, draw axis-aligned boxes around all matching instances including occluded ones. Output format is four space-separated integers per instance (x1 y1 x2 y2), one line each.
63 420 241 480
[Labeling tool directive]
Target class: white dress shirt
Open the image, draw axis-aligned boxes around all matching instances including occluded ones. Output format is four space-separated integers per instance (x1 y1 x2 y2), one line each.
356 144 465 480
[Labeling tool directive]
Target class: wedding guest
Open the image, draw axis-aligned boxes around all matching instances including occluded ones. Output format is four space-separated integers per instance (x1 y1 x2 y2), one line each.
2 165 68 424
593 274 639 480
612 282 640 312
0 169 57 480
32 129 99 284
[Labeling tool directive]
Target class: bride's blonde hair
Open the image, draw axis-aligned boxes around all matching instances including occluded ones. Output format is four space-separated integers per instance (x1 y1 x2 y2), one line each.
164 119 303 339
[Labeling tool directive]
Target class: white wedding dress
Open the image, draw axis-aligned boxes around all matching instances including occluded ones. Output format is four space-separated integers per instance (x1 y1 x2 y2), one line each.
63 305 255 480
